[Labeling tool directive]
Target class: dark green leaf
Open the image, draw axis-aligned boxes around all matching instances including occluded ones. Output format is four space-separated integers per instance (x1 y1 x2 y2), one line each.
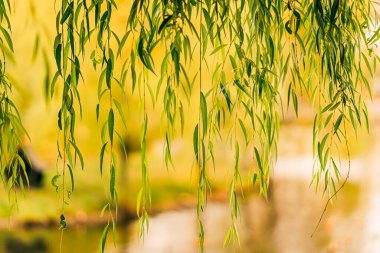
1 27 13 52
334 114 343 134
200 92 207 136
55 43 62 74
67 164 74 192
108 109 114 145
330 0 340 23
110 164 116 202
285 21 292 34
96 104 100 122
100 224 110 253
100 142 108 176
193 124 199 162
158 15 173 34
106 59 113 89
61 2 73 24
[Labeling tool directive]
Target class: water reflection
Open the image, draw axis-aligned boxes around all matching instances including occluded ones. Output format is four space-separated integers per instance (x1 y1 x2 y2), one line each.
0 227 102 253
0 178 364 253
124 179 360 253
5 236 47 253
362 123 380 253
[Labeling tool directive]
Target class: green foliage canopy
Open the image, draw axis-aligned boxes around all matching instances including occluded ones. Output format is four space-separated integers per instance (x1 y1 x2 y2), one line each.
1 0 380 251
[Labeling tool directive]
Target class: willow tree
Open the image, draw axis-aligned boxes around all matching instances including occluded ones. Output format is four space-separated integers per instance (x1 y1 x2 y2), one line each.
1 0 379 251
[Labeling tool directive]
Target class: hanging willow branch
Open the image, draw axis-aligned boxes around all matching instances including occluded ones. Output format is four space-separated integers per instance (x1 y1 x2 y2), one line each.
0 0 29 211
51 0 88 250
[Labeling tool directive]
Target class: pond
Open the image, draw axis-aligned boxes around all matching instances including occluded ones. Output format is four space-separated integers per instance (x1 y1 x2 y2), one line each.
0 179 365 253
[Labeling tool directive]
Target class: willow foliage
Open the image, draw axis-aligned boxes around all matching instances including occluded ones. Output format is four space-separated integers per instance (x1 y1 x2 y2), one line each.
1 0 380 251
0 0 29 206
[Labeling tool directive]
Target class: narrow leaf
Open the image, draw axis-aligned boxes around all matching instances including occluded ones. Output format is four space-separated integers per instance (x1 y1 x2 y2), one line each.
108 109 114 145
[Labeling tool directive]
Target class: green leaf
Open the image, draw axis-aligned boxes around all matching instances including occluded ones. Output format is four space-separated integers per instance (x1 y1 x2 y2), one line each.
55 43 62 74
137 36 155 73
1 27 13 52
210 43 227 56
158 15 173 34
330 0 340 23
292 91 298 116
317 141 325 169
100 142 108 176
253 173 258 186
323 148 330 170
334 114 343 134
234 80 250 97
293 10 301 33
295 33 305 54
61 2 73 24
51 174 61 192
318 133 329 169
106 59 113 89
100 224 110 253
332 158 341 180
171 44 180 82
223 227 232 247
238 119 248 145
110 164 116 202
96 104 100 122
363 108 370 133
193 124 199 162
268 36 274 67
67 164 74 192
69 140 84 170
58 109 63 130
254 148 263 174
100 203 109 217
321 133 329 152
136 188 143 216
200 92 207 136
285 21 292 34
117 31 130 57
362 53 373 77
108 109 114 145
113 99 127 130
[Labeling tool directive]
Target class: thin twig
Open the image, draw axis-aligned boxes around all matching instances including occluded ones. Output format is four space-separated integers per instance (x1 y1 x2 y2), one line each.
311 120 351 237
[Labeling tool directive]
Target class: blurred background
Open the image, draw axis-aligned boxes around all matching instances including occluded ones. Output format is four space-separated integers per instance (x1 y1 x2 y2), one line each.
1 1 380 253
